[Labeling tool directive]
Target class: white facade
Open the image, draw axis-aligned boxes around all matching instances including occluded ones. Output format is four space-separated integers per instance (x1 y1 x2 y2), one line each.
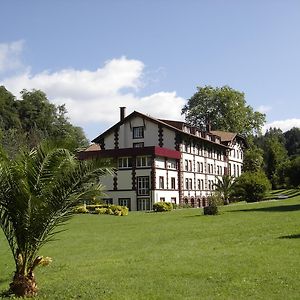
80 109 246 211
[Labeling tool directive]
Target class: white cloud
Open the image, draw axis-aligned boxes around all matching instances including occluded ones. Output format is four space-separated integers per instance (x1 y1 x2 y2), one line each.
263 118 300 133
0 47 186 132
256 105 271 114
0 40 24 73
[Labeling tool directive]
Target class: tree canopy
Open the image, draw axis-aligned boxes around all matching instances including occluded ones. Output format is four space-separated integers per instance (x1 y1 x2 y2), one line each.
182 85 266 136
0 86 88 155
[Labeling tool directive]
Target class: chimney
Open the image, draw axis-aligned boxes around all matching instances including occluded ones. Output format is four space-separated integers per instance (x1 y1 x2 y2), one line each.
120 107 126 121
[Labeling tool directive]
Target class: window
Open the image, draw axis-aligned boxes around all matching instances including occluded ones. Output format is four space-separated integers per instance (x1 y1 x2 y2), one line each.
138 198 150 211
133 142 144 148
118 157 132 168
189 160 192 171
201 179 204 190
137 176 150 195
185 178 189 190
159 176 164 189
133 126 144 139
136 156 151 167
168 160 177 169
171 177 176 189
118 198 131 210
201 162 203 173
189 179 193 190
185 160 188 171
186 144 191 153
197 179 201 190
197 162 200 172
171 197 177 204
102 198 113 205
160 197 165 202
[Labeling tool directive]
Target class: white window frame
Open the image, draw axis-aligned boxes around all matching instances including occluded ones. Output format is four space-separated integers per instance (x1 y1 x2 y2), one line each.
137 176 150 195
133 126 144 139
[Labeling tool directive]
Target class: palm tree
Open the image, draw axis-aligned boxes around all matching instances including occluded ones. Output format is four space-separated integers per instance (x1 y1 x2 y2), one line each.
214 174 235 205
0 143 112 297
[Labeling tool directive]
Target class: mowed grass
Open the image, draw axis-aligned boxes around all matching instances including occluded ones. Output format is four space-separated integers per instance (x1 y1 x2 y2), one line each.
1 198 300 299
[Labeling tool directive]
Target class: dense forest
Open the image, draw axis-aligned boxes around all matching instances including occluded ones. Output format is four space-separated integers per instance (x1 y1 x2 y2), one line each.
250 127 300 188
0 86 88 156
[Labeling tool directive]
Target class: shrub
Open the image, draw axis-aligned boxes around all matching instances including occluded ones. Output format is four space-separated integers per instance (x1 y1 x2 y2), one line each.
74 205 88 214
203 193 222 215
95 207 107 214
234 171 271 202
120 206 129 216
75 204 128 216
153 202 173 212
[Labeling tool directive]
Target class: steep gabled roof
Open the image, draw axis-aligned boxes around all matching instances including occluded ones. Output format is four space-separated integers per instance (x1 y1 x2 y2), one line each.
92 110 229 149
210 130 237 142
210 130 248 148
92 111 183 143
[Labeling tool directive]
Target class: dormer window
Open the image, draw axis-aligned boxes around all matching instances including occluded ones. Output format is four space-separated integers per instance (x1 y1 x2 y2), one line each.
133 126 144 139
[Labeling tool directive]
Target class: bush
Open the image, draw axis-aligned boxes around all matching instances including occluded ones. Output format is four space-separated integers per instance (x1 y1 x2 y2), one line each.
74 205 88 214
234 171 271 202
74 204 128 216
153 202 173 212
95 207 107 214
203 193 222 215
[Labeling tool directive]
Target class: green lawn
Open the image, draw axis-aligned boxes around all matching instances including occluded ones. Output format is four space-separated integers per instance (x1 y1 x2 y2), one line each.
1 197 300 299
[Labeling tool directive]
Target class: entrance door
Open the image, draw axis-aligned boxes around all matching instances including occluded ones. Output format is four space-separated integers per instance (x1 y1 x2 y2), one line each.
137 198 150 211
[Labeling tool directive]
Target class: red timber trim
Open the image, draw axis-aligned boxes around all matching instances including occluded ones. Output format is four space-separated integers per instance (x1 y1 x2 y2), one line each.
78 146 181 160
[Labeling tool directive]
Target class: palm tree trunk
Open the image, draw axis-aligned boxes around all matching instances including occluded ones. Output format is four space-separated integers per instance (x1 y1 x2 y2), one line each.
10 271 38 297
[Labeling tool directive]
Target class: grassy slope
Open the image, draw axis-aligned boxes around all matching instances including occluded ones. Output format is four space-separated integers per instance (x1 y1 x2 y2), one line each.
0 197 300 299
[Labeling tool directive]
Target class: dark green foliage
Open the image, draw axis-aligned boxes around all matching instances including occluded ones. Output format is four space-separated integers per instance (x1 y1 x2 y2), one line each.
263 137 288 188
203 193 222 215
0 86 20 130
284 127 300 157
213 175 235 204
286 157 300 188
0 143 112 297
243 145 264 172
182 85 265 135
234 171 271 202
153 202 173 212
0 86 88 156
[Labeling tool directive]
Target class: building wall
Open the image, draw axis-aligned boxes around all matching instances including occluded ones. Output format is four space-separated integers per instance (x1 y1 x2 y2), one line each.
94 114 245 210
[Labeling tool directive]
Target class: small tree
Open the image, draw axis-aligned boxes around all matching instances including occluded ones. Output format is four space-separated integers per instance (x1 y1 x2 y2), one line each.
234 171 271 202
0 144 112 297
213 175 235 205
203 193 222 215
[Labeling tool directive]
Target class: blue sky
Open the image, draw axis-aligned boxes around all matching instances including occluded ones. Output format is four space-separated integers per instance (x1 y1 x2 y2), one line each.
0 0 299 140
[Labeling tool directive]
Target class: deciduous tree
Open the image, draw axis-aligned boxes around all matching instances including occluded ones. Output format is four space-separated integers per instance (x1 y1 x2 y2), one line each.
182 85 265 136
